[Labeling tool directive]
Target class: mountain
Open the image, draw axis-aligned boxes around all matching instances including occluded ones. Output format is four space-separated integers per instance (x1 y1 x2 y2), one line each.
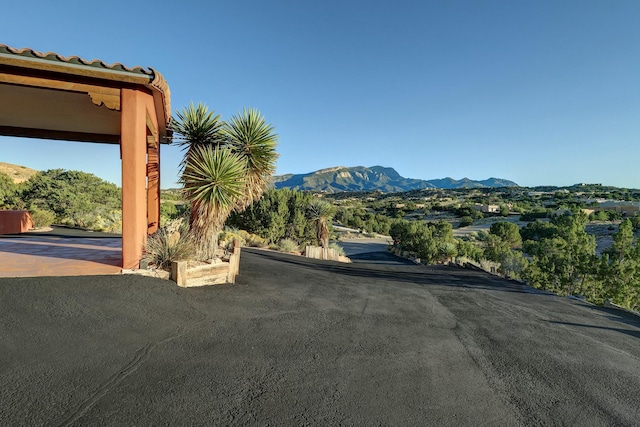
272 166 518 193
0 162 38 183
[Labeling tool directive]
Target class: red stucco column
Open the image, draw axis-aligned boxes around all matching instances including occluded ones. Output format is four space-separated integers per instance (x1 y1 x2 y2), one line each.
120 89 150 269
147 142 160 234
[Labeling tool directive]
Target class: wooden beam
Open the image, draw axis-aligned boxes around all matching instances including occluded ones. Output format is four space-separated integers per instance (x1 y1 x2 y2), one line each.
0 125 119 143
0 74 121 110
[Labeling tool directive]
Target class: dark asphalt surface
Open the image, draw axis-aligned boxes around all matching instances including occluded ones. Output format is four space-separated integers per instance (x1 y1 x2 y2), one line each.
1 248 639 426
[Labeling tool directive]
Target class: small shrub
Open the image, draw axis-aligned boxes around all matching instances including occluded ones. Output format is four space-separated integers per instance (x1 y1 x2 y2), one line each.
220 228 266 248
29 208 55 228
245 233 267 248
329 243 345 256
143 221 194 270
278 238 299 253
459 216 474 227
219 228 246 248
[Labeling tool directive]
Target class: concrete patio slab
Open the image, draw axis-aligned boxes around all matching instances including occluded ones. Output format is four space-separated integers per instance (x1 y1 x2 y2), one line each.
0 228 122 277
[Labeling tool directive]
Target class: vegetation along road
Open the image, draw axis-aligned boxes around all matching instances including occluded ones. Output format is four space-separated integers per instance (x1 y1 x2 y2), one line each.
1 247 639 426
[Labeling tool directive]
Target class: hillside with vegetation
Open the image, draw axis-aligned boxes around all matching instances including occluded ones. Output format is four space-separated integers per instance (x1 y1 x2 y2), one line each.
0 162 38 183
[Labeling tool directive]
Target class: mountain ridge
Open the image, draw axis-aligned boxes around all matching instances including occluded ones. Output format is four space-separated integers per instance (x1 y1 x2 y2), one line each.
272 166 518 193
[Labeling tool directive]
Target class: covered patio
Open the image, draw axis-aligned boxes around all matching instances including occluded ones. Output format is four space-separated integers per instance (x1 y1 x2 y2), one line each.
0 227 122 277
0 44 171 273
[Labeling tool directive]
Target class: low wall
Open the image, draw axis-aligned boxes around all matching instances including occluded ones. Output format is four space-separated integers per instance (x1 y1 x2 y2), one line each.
0 210 33 235
305 246 351 263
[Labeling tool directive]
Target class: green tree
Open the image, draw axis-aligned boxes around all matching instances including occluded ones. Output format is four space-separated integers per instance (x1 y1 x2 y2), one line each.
20 169 121 228
456 240 483 262
389 219 456 264
523 213 596 296
228 188 318 246
484 234 511 262
489 221 522 248
599 219 639 309
0 172 18 208
459 216 474 227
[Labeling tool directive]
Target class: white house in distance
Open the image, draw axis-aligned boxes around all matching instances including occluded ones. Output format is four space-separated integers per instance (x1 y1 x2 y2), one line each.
591 200 640 217
473 204 501 214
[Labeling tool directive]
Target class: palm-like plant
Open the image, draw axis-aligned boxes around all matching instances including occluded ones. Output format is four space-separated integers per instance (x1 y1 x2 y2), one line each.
180 145 246 259
172 103 225 150
223 108 279 210
307 199 335 248
171 103 278 260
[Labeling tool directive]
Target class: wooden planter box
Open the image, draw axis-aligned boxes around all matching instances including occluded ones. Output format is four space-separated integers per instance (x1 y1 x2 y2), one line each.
170 243 241 287
304 246 351 263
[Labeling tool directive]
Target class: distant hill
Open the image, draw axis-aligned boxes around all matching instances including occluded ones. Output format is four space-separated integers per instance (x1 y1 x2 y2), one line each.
0 162 38 183
272 166 518 193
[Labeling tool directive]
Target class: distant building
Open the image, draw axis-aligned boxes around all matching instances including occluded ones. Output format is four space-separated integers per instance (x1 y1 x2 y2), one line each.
594 201 640 216
473 204 500 213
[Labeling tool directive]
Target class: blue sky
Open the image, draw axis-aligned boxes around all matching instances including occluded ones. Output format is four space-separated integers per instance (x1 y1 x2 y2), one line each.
1 0 639 188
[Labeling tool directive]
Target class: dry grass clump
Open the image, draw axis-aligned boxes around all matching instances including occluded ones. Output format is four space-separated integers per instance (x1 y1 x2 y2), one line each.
143 218 194 270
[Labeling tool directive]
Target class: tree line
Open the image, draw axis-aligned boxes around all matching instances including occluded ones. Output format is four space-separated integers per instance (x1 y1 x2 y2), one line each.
0 169 121 231
227 188 335 249
388 210 639 310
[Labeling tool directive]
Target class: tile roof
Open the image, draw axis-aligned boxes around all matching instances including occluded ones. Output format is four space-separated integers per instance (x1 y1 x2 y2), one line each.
0 44 153 77
0 43 171 127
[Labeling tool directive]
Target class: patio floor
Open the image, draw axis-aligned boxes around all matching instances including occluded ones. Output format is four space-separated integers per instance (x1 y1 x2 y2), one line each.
0 228 122 277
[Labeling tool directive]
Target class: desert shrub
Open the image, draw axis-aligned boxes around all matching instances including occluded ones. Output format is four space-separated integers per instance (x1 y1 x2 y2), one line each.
219 228 246 248
244 233 267 247
29 208 55 228
278 238 299 253
520 209 549 221
143 220 194 270
219 228 266 249
459 216 474 227
101 210 123 233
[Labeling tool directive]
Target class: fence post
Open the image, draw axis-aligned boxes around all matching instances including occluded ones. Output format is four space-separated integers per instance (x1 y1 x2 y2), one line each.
227 238 241 284
171 261 187 287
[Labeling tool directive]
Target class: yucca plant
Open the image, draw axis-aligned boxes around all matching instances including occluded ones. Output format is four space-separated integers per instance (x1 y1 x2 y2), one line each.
307 199 335 248
172 103 279 261
172 103 225 155
223 108 279 210
180 145 246 260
